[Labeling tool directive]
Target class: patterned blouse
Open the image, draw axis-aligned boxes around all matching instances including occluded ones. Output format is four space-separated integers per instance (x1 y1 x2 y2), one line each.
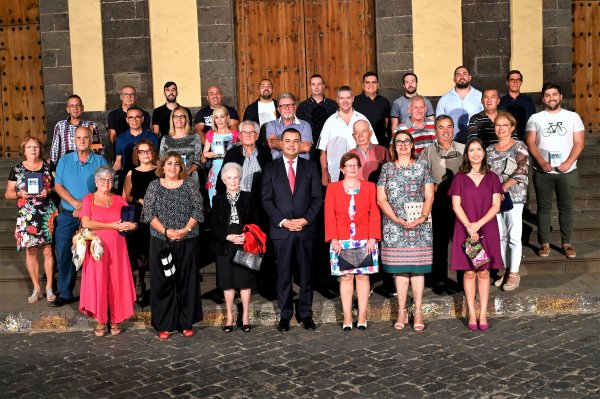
141 178 204 239
486 140 529 204
159 134 203 169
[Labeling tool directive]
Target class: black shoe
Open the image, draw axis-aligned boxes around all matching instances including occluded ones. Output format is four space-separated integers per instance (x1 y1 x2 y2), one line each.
277 318 290 332
49 297 71 307
432 283 448 296
302 317 316 330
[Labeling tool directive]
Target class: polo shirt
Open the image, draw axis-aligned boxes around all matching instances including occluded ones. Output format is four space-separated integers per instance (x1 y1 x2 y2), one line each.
353 93 391 146
435 87 483 142
467 111 503 148
55 151 107 211
397 119 436 154
107 107 151 137
152 104 192 137
192 105 240 134
499 93 536 140
390 95 435 126
265 116 313 160
115 129 160 173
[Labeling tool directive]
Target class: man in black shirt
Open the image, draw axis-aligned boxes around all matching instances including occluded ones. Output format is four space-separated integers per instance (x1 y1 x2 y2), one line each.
151 81 192 138
106 86 151 143
296 74 338 146
499 70 536 141
193 85 240 143
353 72 391 147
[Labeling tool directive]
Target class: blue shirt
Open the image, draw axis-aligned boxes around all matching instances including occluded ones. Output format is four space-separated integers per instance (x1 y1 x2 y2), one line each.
265 117 313 160
435 87 483 143
115 129 160 173
55 151 107 211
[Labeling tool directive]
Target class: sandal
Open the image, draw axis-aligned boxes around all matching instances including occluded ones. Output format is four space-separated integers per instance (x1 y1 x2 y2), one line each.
46 288 56 302
28 289 43 304
494 273 506 287
94 324 107 337
110 324 122 336
562 244 576 259
503 273 520 291
394 308 408 330
413 310 425 332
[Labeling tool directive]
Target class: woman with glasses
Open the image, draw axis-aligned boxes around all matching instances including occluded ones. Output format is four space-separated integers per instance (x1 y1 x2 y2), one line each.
203 106 240 207
377 131 434 331
5 136 58 303
487 111 529 291
325 153 380 331
80 166 138 336
122 139 158 302
159 106 203 181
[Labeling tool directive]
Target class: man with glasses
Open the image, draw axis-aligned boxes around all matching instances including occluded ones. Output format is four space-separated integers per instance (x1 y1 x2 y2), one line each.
500 70 536 141
419 115 465 295
265 92 313 160
193 85 240 142
113 106 159 188
152 81 192 138
107 86 151 143
51 126 107 307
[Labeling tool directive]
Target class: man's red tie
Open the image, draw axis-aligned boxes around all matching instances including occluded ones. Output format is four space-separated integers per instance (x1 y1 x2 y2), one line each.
288 159 295 194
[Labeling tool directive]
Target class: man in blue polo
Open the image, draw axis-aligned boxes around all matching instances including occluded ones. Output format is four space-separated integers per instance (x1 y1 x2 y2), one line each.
265 92 313 160
51 126 107 307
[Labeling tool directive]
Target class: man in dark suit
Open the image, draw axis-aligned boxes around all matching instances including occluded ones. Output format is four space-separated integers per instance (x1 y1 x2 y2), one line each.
262 128 323 331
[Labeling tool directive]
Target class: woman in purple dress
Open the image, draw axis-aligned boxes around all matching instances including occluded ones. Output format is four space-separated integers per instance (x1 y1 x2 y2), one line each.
448 138 503 331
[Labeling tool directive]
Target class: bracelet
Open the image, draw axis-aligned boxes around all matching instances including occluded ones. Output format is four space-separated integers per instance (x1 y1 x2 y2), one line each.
420 214 428 220
163 227 168 236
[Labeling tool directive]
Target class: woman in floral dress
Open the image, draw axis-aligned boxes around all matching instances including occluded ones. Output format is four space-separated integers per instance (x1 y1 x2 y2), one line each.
5 136 58 303
377 131 434 331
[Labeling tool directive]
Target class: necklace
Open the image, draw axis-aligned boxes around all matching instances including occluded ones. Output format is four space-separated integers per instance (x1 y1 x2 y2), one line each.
343 179 360 190
95 193 112 207
396 159 413 169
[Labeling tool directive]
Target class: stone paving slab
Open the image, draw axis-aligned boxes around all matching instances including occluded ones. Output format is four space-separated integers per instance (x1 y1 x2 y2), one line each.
0 313 598 398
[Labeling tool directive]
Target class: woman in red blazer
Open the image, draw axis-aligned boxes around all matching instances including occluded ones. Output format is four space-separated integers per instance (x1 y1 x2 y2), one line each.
325 153 381 331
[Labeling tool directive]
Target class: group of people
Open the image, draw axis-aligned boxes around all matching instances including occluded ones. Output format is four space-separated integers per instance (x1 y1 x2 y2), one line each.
7 64 585 338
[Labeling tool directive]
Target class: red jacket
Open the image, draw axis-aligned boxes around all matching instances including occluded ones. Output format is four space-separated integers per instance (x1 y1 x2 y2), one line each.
324 180 381 242
242 224 267 254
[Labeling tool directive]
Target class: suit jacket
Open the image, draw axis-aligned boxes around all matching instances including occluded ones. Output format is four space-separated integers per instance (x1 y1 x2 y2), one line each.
261 156 323 240
210 191 259 256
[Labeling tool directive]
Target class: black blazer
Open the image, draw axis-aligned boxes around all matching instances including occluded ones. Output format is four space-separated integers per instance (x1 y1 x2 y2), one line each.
210 191 259 256
261 157 323 240
215 145 273 198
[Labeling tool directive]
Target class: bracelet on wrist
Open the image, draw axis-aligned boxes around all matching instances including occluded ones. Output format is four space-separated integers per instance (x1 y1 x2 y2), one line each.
163 227 168 236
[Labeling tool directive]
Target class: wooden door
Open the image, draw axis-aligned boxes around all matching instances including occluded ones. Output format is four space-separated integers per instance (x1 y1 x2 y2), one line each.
572 1 600 134
235 0 375 115
0 0 45 159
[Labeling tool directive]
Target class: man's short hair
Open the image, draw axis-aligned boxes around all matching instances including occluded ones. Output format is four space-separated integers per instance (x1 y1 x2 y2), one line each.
337 85 353 97
282 128 301 140
362 71 378 81
482 88 499 97
277 92 297 103
408 95 426 108
434 114 454 128
126 105 143 115
402 72 418 83
310 74 324 82
506 70 523 80
67 94 82 104
120 85 136 94
239 120 260 134
542 83 562 96
163 81 177 89
454 65 470 75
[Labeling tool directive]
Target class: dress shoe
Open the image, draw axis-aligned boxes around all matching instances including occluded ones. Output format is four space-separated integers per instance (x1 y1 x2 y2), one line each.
538 244 550 257
467 323 478 331
432 283 448 296
342 324 352 332
182 329 194 337
242 324 252 333
158 331 170 341
277 318 290 332
49 297 71 308
357 321 367 331
302 317 316 330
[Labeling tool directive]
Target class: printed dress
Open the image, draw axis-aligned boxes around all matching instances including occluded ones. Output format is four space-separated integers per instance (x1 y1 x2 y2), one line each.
9 161 58 250
329 187 379 276
205 130 239 206
377 160 434 274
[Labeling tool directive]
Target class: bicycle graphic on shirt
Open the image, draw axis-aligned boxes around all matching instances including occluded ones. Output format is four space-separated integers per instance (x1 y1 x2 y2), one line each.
542 122 567 137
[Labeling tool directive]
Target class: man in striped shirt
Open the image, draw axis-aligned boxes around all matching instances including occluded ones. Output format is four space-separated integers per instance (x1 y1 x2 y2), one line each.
396 95 436 154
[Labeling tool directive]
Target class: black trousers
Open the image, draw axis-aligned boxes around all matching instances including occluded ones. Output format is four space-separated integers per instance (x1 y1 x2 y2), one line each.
272 237 315 320
149 236 203 332
431 194 455 285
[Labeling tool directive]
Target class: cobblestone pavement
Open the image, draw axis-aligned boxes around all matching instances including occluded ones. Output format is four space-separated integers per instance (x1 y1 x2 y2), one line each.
1 313 599 399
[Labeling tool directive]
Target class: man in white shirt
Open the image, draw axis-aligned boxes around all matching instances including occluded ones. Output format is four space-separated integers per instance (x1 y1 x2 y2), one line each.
317 86 375 186
525 83 585 258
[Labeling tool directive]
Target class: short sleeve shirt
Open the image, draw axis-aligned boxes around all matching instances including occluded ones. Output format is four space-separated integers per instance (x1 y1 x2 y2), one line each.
193 105 240 134
55 152 107 211
107 107 151 136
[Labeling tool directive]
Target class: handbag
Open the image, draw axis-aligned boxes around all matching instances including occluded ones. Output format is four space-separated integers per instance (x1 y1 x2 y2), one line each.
463 237 491 269
338 246 374 271
500 192 514 213
159 242 176 277
403 202 431 223
119 205 136 236
233 226 265 271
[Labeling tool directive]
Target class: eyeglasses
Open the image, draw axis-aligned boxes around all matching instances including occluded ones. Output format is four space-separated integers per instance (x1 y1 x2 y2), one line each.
173 115 187 120
126 115 143 120
495 124 512 128
278 104 295 109
395 139 412 146
25 145 40 150
240 130 257 135
344 164 359 168
435 142 461 159
121 93 137 97
137 149 152 155
96 178 112 184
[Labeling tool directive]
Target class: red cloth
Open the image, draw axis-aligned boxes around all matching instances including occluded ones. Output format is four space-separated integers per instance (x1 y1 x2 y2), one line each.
242 224 267 254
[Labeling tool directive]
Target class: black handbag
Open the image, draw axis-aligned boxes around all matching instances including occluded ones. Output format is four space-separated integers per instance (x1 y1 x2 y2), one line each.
159 243 176 278
120 205 136 236
500 192 514 213
338 247 374 271
232 228 264 272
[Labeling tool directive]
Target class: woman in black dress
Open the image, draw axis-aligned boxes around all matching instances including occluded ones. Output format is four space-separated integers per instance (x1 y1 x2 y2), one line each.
122 139 158 301
211 162 259 333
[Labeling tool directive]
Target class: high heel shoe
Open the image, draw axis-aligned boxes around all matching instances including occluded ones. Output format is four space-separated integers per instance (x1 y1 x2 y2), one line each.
242 324 252 333
413 310 425 332
342 324 352 332
223 325 234 333
394 309 408 330
182 329 194 337
478 321 489 331
357 321 367 331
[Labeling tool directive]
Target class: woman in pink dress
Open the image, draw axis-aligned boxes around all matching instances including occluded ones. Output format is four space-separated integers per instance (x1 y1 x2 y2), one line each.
80 166 138 337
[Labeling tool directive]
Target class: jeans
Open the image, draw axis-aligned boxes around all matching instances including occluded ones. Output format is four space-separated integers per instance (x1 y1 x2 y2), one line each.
533 170 578 245
55 211 80 300
496 204 524 273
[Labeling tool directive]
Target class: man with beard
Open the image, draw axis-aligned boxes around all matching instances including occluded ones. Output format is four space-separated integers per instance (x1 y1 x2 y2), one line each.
193 85 240 142
390 72 434 133
152 81 192 138
435 66 483 143
243 79 280 127
525 83 585 259
107 86 151 143
265 92 312 160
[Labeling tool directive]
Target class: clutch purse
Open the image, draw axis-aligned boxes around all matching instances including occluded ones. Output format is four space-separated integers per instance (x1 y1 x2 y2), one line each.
159 245 176 277
500 192 514 213
463 237 491 269
403 202 431 223
233 249 263 271
119 205 136 236
338 247 373 271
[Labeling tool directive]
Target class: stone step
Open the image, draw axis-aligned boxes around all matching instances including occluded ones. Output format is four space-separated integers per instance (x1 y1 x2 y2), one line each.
522 209 600 242
529 187 600 210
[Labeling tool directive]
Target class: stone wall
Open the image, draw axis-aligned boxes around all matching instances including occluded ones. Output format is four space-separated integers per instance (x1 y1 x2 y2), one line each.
543 0 572 101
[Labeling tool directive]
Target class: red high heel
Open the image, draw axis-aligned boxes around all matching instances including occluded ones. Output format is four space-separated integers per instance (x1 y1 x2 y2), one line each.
158 331 170 340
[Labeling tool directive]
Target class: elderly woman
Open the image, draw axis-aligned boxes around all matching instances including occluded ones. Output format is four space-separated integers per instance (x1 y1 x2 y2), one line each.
80 166 137 336
5 136 58 303
325 153 380 331
142 151 204 340
203 106 240 206
487 112 529 291
159 106 203 180
211 162 260 333
377 131 434 331
449 138 503 331
122 139 158 301
349 119 390 183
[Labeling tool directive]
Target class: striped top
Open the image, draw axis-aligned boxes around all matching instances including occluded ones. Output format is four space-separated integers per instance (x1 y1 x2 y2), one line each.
397 119 436 154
